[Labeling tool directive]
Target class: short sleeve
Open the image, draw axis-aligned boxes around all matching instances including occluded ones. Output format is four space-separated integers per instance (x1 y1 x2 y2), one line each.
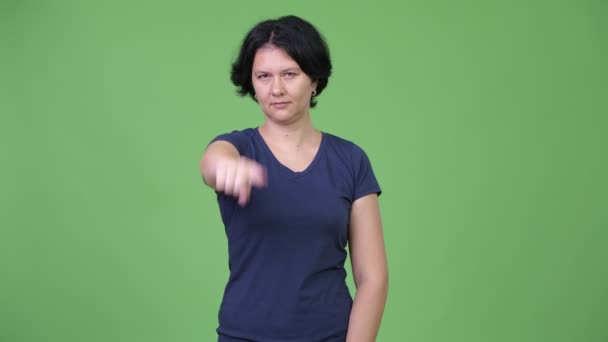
351 144 382 200
209 129 251 155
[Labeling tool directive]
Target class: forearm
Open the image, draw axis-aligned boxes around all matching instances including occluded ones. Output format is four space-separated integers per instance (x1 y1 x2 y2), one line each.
345 280 388 342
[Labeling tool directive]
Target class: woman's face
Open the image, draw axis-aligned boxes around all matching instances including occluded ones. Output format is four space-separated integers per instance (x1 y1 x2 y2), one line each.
251 45 317 125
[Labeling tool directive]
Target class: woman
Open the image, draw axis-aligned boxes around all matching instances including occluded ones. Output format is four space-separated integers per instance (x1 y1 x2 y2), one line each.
200 15 388 342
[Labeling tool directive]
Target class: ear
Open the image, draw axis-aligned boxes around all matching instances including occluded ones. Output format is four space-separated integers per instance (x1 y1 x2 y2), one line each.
311 80 318 92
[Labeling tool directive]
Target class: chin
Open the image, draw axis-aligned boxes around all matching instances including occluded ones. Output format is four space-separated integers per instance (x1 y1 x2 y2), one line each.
265 112 298 124
272 115 296 124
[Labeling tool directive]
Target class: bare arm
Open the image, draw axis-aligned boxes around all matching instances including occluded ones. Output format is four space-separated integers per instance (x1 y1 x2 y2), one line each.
199 140 266 206
345 193 388 342
200 141 240 188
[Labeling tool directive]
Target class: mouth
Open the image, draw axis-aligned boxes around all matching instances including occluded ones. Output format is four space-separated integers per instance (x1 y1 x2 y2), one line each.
271 101 290 106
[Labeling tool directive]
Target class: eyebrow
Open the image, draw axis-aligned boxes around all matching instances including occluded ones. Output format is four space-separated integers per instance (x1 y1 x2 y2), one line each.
253 67 301 74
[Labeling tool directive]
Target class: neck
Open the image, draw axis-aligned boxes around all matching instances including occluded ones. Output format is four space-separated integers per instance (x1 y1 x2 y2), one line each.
259 117 319 148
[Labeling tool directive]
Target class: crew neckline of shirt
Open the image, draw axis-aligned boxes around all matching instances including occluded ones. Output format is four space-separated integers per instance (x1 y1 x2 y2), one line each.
254 127 326 178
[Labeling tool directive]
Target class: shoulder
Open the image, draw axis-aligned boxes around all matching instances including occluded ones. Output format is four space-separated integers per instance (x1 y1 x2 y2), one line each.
212 127 256 140
322 131 382 198
209 127 257 154
210 127 257 143
322 132 370 160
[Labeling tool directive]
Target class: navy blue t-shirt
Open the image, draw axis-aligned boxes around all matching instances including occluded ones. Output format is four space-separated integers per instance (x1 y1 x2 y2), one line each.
210 128 381 342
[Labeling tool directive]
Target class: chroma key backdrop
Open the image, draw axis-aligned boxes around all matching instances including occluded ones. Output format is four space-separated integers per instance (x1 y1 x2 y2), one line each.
1 0 606 341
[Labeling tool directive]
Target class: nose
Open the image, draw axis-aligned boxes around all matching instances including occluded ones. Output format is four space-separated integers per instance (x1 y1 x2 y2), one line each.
271 76 285 96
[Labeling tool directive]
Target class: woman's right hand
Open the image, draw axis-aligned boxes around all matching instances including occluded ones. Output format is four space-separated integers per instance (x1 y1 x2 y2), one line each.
214 157 267 207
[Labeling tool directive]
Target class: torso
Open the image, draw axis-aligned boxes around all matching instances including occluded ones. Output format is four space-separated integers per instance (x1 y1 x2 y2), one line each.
210 127 381 341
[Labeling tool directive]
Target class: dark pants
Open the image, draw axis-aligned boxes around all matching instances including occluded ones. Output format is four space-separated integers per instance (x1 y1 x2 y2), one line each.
218 335 254 342
218 335 345 342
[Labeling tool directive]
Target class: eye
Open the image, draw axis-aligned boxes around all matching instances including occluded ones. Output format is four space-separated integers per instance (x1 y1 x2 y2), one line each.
284 72 297 78
257 74 270 80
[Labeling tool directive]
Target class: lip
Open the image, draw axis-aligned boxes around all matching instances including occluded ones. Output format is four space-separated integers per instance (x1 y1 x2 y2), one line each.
271 101 290 108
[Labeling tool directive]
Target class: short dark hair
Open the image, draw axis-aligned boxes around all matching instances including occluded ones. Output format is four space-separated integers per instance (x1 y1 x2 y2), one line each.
230 15 332 108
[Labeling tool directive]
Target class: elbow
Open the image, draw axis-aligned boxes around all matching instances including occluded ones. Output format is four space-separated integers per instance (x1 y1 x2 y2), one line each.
355 269 389 296
378 270 389 296
199 154 216 187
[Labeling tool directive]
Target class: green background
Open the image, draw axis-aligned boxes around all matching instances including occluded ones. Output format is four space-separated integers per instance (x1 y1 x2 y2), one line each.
2 0 607 341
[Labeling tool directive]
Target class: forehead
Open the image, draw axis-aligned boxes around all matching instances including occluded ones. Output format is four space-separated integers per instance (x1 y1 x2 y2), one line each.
252 45 300 71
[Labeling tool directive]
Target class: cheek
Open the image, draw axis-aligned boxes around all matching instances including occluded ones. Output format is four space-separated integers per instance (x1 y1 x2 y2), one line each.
295 84 312 102
253 82 268 97
252 84 266 102
251 82 261 95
